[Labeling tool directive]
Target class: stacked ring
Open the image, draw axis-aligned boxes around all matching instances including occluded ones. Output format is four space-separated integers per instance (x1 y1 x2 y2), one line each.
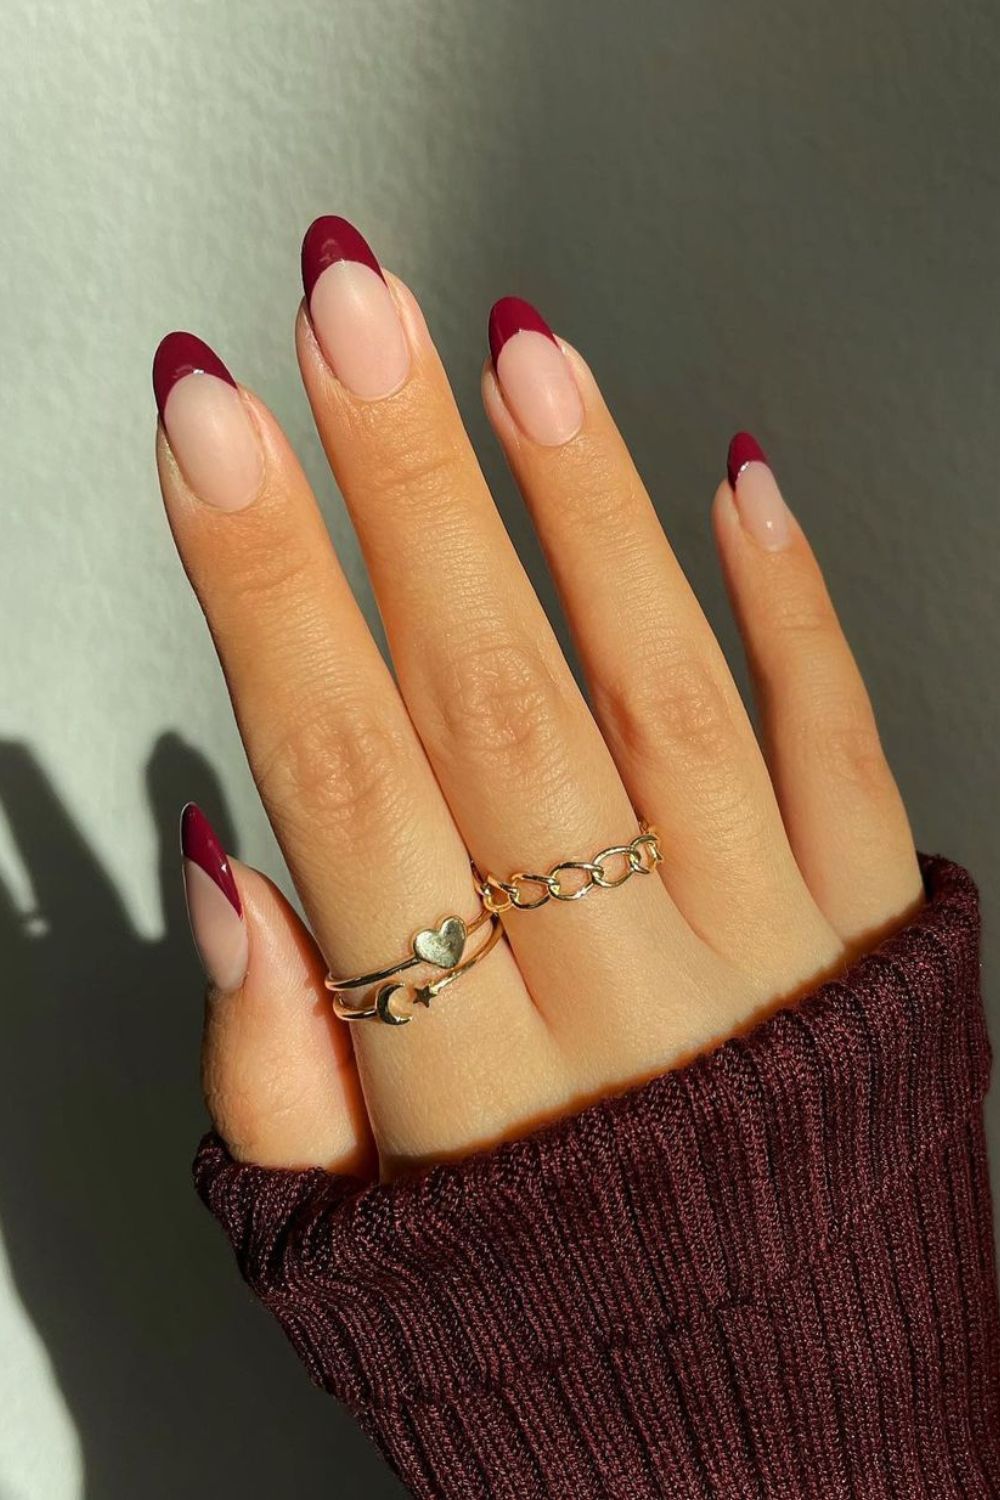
325 903 502 1025
325 820 661 1026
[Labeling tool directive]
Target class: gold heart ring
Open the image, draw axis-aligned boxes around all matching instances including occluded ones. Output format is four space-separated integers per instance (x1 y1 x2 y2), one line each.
327 908 502 1025
324 888 499 1023
412 914 467 969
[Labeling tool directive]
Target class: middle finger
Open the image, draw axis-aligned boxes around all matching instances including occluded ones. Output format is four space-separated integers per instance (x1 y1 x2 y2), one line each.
296 217 691 1049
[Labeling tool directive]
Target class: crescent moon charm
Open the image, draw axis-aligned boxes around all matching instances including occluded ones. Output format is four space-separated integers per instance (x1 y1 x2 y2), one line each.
375 982 413 1026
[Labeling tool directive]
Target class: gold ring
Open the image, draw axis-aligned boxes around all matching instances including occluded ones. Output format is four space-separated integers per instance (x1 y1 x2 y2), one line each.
325 901 501 1026
472 820 662 914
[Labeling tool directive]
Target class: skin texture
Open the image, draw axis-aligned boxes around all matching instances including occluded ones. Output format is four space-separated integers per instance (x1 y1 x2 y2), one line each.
154 230 923 1181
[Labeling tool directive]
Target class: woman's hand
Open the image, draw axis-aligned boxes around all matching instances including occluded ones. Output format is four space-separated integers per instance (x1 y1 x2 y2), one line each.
156 216 923 1181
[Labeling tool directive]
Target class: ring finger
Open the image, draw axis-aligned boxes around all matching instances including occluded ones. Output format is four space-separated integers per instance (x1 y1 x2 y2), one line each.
481 304 843 989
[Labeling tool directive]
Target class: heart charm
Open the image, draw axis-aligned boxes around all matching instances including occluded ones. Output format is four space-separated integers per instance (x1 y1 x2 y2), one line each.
412 915 467 970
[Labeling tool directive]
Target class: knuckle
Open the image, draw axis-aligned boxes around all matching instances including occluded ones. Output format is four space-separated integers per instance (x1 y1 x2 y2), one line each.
599 649 737 768
220 522 318 614
359 412 472 517
549 442 640 531
688 775 770 853
808 707 891 793
431 634 569 773
255 692 413 837
769 589 840 645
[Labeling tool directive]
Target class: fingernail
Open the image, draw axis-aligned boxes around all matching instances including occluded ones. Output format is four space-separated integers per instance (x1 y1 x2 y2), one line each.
301 215 410 400
726 431 792 551
153 333 263 511
180 803 248 993
488 296 584 447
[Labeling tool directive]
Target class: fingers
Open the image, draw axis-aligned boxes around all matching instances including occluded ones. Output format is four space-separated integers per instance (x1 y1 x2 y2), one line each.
711 438 923 943
481 306 840 984
295 220 685 1054
181 804 373 1175
163 219 919 1185
155 334 552 1171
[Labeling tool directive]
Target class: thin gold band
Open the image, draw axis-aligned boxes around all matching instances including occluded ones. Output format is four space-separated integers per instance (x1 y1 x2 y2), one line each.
326 903 492 994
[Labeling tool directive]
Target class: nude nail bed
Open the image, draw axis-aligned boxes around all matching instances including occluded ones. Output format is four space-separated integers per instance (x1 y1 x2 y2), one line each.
726 431 793 551
180 802 248 993
152 332 262 512
488 295 583 448
300 215 410 400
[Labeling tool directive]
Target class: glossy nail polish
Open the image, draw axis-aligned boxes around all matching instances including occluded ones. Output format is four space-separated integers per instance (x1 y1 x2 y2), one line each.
153 331 235 418
153 332 262 511
301 215 410 400
726 431 792 551
726 431 769 490
180 802 248 992
488 296 556 367
488 295 583 447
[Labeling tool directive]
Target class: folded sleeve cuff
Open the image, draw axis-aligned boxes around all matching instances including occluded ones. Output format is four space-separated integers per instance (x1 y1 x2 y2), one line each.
194 852 1000 1497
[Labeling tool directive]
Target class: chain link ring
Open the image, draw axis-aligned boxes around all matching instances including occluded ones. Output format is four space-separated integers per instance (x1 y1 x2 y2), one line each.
473 821 662 914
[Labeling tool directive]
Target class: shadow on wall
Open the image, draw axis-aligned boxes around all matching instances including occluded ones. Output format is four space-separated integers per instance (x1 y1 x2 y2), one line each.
0 734 404 1500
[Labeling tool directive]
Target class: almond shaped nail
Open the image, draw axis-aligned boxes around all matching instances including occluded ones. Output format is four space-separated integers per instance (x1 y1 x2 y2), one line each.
488 295 583 448
726 431 792 551
153 332 262 511
301 215 409 401
180 802 248 992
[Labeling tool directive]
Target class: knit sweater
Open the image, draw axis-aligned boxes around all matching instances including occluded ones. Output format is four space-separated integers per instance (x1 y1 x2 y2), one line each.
194 851 1000 1498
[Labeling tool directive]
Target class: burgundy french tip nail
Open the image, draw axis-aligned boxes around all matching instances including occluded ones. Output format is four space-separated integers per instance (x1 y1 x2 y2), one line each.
727 431 769 489
488 296 557 370
301 215 384 303
179 803 242 917
153 332 235 423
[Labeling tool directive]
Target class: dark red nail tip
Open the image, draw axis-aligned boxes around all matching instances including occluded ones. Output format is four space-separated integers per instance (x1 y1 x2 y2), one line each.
153 332 235 423
180 803 242 917
727 431 769 489
488 296 557 369
301 215 384 302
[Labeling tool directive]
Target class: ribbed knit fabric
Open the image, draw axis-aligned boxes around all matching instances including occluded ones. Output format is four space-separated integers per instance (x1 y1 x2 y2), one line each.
194 852 1000 1498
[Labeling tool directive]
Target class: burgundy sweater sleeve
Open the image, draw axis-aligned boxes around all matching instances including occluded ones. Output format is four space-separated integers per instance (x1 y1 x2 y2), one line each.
194 852 1000 1499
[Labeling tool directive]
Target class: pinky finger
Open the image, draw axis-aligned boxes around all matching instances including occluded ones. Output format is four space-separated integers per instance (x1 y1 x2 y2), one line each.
182 804 374 1177
711 436 923 945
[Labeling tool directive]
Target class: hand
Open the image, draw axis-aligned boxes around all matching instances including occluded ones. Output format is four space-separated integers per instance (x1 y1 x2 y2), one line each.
156 217 923 1181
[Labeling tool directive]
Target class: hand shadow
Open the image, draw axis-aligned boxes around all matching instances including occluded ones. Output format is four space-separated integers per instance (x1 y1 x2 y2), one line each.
0 734 403 1499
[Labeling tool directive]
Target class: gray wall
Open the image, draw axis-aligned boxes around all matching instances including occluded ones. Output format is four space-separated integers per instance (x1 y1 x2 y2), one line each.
1 1 997 1495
